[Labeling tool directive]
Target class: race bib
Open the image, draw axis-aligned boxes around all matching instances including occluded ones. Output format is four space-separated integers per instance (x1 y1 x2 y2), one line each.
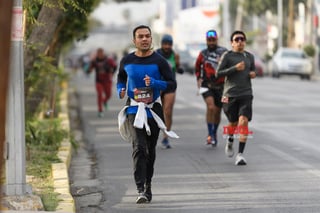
134 87 153 103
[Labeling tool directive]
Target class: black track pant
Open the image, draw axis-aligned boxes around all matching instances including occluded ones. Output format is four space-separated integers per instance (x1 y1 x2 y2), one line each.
127 104 162 192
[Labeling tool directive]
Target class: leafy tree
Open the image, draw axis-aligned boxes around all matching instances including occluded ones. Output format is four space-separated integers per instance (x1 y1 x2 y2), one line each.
21 1 101 208
242 0 308 16
304 44 316 57
24 0 100 117
242 0 277 15
233 0 308 48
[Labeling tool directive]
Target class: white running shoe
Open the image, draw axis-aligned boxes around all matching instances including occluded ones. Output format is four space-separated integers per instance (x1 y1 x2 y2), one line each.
225 141 234 157
136 192 148 204
235 153 247 166
97 112 104 118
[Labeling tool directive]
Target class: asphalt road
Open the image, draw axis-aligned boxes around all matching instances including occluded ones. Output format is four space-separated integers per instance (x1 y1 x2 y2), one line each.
72 70 320 213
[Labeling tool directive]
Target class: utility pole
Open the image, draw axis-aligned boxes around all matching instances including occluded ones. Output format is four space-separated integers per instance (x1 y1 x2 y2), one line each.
277 0 283 48
222 0 231 46
4 0 28 195
0 0 14 196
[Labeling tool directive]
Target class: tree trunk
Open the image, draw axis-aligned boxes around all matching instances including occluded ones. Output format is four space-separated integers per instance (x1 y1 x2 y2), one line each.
24 0 64 115
287 0 294 47
235 0 244 30
24 0 64 64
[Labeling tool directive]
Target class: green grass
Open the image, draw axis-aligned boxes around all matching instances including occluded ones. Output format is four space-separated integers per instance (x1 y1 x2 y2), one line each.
27 175 60 211
26 118 68 211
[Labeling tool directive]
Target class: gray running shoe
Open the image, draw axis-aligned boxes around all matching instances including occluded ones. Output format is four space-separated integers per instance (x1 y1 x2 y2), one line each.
225 141 234 157
97 112 104 118
235 153 247 166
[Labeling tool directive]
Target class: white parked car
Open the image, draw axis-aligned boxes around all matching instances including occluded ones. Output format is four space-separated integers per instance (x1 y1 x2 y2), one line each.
269 47 313 80
178 50 196 75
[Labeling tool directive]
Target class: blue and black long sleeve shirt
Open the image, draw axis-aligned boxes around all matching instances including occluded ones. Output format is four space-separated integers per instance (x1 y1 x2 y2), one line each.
117 52 176 117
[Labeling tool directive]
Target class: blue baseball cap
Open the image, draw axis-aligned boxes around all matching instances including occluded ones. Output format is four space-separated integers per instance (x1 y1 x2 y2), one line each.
161 34 173 45
206 30 218 39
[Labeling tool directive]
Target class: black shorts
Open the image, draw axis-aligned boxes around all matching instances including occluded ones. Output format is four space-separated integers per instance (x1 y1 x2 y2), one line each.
202 88 223 108
162 87 176 95
223 95 253 122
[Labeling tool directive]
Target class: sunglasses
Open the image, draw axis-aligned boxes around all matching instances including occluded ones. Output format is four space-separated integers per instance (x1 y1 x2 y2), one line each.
206 31 217 38
233 36 246 42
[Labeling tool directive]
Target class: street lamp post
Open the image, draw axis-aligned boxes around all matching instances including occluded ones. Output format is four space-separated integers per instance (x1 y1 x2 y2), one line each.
4 0 28 196
278 0 283 48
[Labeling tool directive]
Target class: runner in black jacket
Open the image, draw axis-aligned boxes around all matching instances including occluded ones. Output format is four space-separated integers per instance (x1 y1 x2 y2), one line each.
117 25 177 204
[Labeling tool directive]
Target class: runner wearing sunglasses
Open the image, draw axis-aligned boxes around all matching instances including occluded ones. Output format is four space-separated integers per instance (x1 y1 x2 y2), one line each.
195 30 228 147
216 30 256 165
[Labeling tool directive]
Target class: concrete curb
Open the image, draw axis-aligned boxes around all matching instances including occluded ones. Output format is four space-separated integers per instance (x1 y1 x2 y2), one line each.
51 83 75 213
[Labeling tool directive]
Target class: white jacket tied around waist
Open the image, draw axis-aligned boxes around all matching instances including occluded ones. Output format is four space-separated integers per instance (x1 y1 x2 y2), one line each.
118 98 179 142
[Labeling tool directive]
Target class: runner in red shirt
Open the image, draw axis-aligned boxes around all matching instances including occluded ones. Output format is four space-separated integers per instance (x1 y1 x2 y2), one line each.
195 30 228 146
89 48 117 117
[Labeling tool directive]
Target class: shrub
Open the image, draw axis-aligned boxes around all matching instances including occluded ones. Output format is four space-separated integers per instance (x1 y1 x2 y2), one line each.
303 45 316 57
